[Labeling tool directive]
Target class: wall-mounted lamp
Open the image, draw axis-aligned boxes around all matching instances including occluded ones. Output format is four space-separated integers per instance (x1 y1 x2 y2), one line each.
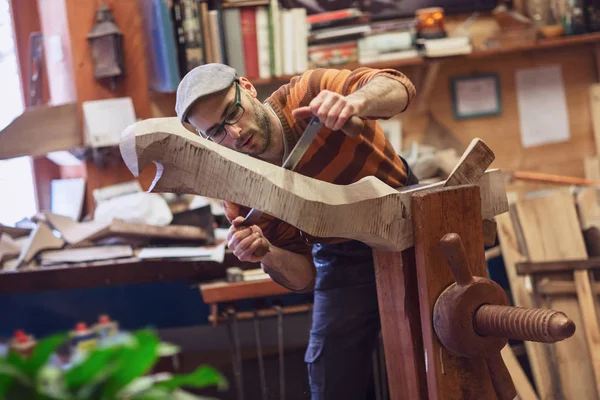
86 1 125 90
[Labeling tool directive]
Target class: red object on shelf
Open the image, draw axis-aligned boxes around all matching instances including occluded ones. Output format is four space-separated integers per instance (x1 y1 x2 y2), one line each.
75 322 88 331
99 315 110 324
14 330 28 343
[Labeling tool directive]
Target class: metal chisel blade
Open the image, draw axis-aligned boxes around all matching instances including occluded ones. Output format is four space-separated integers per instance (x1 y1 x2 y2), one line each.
242 116 323 226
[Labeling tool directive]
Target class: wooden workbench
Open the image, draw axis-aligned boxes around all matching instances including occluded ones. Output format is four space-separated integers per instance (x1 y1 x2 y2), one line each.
0 252 257 294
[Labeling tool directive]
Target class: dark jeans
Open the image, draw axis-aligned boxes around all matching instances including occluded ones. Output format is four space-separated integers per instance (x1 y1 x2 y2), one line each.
305 240 381 400
304 157 418 399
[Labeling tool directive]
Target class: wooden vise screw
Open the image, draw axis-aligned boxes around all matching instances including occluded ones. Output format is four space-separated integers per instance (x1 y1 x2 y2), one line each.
434 233 576 400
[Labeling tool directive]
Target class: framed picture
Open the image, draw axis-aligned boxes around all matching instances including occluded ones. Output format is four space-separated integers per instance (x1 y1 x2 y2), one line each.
450 73 502 120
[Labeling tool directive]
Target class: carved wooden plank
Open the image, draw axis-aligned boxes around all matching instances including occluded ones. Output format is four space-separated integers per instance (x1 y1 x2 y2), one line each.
0 103 81 160
412 185 497 400
119 117 508 251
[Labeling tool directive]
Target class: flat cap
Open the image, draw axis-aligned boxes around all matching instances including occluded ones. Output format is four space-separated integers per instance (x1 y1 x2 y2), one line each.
175 63 238 123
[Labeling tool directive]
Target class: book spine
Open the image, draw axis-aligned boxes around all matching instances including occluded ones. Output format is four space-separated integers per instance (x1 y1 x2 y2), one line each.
240 7 259 78
255 7 271 79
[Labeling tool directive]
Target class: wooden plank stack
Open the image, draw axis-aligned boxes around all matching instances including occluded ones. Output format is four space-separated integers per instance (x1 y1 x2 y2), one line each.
497 187 600 399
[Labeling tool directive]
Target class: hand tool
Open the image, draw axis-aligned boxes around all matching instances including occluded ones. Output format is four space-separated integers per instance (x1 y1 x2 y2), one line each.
241 114 365 227
241 116 324 227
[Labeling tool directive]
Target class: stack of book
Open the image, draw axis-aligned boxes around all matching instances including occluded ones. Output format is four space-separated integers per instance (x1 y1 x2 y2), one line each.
307 8 419 68
139 0 423 92
139 0 310 90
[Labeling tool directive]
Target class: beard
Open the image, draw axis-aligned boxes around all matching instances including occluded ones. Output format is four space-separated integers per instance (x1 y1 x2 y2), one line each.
236 101 273 156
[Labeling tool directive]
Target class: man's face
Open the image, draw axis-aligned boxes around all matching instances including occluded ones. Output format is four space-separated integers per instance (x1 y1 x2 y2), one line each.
187 82 273 156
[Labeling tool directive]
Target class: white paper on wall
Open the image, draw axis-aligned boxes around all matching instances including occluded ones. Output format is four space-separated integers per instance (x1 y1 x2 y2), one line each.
515 65 570 148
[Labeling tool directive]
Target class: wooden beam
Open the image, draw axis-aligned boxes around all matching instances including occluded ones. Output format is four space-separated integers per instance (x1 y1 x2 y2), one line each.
412 185 497 399
200 278 291 304
516 258 600 274
501 345 539 400
119 117 508 252
372 248 427 399
537 278 600 295
496 212 558 399
590 83 600 157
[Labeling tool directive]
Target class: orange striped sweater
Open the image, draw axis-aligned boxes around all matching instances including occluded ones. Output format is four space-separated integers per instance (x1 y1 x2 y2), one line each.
224 67 416 255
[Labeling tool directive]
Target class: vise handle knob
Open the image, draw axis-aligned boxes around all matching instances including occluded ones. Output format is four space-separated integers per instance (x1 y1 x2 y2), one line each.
440 232 474 286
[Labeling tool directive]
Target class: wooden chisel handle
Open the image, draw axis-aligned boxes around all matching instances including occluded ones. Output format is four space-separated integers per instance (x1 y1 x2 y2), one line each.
341 116 365 137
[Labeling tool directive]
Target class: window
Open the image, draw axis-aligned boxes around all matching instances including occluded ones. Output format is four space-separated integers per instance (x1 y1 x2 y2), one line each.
0 0 36 226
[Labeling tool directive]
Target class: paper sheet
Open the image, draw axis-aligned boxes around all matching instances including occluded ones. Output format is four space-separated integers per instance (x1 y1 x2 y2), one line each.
83 97 137 147
516 65 570 148
137 242 226 263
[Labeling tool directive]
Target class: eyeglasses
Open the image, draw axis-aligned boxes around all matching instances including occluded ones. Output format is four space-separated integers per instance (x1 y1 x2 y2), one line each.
198 82 245 144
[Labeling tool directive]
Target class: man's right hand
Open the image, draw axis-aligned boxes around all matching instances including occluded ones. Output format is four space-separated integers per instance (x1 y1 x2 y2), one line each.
227 216 270 263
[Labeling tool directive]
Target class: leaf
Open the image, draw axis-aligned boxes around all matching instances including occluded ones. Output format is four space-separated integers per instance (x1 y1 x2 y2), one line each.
100 330 159 399
0 353 31 398
0 361 34 397
157 342 180 358
131 387 171 400
154 366 228 392
170 389 220 400
74 362 119 400
36 365 69 400
25 333 68 377
64 347 119 390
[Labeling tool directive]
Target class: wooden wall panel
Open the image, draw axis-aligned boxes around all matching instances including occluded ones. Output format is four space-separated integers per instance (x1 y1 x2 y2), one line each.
44 0 156 213
64 0 151 118
401 46 597 181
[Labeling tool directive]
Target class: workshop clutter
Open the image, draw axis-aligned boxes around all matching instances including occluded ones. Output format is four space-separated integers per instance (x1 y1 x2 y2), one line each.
0 180 228 271
495 180 600 399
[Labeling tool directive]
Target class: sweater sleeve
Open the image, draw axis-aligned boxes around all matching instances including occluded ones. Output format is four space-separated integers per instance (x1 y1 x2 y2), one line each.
222 200 313 257
290 67 416 113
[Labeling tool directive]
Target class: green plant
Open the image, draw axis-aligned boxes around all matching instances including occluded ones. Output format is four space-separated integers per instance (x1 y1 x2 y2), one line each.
0 329 228 400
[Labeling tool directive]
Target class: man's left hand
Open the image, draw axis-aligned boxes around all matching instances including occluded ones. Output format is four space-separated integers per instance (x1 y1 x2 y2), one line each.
292 90 364 133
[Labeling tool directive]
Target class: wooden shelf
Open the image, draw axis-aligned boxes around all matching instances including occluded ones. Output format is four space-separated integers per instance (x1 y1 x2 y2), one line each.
149 32 600 93
221 0 269 8
469 31 600 58
251 56 426 86
252 32 600 86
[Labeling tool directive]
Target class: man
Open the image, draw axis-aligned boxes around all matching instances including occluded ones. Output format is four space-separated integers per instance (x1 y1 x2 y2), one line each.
175 63 417 399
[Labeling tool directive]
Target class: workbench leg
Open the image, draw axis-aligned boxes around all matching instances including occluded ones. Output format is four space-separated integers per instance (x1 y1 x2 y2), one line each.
412 185 497 400
373 247 428 399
